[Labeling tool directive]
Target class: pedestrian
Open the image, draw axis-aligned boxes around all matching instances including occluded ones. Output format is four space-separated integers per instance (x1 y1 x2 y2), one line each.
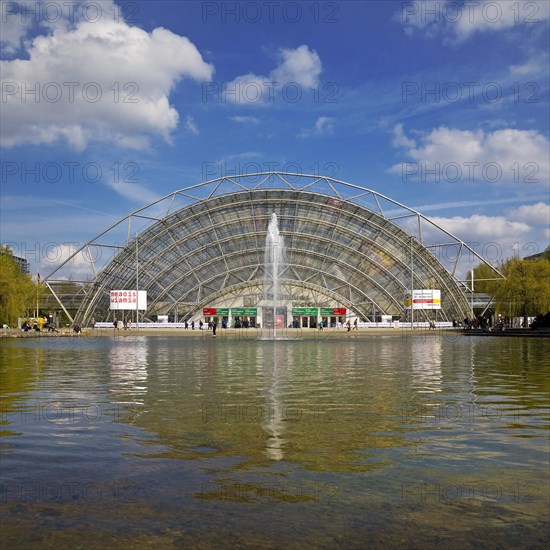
213 321 217 336
199 320 203 330
91 317 96 329
353 319 358 330
113 319 119 330
191 321 195 330
347 320 351 332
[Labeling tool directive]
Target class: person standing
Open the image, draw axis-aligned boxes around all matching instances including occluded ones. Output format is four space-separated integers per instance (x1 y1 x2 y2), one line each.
213 321 217 337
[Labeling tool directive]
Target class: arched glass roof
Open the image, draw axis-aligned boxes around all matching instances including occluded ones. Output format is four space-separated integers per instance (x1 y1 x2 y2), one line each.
44 173 504 323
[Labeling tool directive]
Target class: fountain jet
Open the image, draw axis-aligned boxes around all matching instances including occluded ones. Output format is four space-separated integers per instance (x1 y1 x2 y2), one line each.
264 213 285 339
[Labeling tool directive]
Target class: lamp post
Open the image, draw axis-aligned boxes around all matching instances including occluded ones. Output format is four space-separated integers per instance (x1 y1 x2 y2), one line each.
410 235 414 330
471 268 474 318
135 236 139 330
35 273 39 319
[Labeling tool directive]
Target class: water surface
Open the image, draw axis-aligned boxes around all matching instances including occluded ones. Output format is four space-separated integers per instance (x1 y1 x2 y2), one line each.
1 333 548 548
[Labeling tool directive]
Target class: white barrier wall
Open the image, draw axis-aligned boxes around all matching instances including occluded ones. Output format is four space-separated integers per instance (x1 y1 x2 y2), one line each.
93 321 453 329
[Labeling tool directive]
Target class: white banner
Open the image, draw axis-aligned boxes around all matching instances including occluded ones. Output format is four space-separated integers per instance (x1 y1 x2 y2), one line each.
110 290 147 310
404 289 441 310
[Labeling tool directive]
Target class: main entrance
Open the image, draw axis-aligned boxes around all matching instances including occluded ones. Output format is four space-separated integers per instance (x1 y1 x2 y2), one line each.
262 306 287 329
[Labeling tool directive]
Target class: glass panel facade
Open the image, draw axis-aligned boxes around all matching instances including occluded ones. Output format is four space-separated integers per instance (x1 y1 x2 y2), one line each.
77 187 472 323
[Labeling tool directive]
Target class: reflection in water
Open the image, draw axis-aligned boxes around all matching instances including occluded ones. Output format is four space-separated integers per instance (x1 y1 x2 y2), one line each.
260 344 289 461
411 337 442 394
468 339 478 406
109 337 149 402
1 336 548 548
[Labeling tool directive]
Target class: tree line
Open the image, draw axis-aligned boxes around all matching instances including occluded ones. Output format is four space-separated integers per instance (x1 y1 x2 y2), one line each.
0 246 42 325
468 246 550 327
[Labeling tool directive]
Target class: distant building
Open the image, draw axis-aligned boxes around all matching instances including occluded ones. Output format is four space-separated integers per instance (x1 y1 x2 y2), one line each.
0 246 30 275
13 255 30 275
525 249 549 261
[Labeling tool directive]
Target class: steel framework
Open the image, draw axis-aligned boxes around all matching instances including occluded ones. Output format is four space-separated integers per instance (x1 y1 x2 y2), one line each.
43 172 504 324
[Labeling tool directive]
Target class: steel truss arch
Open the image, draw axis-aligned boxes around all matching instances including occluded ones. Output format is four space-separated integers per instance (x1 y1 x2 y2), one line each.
43 172 504 324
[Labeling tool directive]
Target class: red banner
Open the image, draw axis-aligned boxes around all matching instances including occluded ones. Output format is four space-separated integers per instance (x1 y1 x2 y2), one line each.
203 308 216 316
333 308 347 315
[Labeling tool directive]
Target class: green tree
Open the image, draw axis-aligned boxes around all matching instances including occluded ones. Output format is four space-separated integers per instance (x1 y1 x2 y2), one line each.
467 261 503 295
469 255 550 325
0 246 39 325
501 257 550 326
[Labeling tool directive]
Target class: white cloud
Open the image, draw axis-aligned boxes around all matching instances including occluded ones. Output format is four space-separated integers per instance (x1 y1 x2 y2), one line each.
213 151 263 165
315 116 334 133
429 214 530 240
405 195 549 214
508 202 550 225
425 214 542 270
390 125 550 185
38 243 94 277
270 45 322 88
104 175 158 205
0 3 32 54
184 115 199 135
1 0 84 54
392 123 416 148
1 7 214 149
509 57 544 76
508 50 549 81
399 0 550 44
238 151 263 159
454 0 549 41
298 116 334 138
223 45 321 104
230 116 260 124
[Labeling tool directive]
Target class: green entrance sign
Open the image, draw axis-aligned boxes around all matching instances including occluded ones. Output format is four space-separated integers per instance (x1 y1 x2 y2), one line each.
320 307 347 316
203 307 229 316
231 308 257 316
292 308 318 316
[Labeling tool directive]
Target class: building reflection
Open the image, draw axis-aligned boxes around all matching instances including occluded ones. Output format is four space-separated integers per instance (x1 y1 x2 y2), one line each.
108 337 149 402
411 337 442 394
260 343 291 461
107 338 415 474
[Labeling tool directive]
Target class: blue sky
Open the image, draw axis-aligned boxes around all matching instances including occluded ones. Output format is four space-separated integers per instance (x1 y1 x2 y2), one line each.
1 0 549 279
